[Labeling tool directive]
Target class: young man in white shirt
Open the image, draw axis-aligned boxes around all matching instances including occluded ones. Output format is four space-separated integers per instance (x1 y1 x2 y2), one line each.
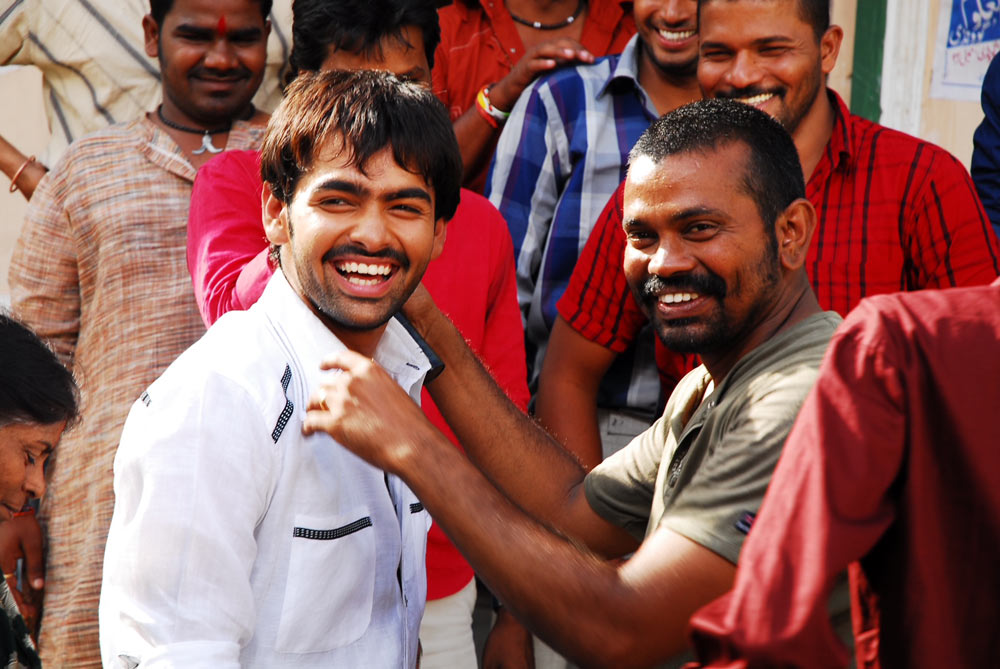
99 69 461 668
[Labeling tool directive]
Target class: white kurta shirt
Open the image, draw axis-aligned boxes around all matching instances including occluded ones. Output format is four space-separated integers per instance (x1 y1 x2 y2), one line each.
99 272 433 668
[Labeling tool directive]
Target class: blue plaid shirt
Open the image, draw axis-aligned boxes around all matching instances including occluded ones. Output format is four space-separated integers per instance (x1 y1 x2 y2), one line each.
486 35 661 414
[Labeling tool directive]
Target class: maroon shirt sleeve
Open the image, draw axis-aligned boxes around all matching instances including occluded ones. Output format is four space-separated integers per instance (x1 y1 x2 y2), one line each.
687 302 904 668
187 150 274 327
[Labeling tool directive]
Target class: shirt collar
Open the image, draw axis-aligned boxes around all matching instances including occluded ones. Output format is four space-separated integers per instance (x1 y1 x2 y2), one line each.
825 88 854 173
598 33 643 98
255 271 433 390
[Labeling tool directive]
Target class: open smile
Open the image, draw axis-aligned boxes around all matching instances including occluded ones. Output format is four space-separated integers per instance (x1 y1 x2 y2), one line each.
653 26 697 49
332 258 399 295
656 291 712 318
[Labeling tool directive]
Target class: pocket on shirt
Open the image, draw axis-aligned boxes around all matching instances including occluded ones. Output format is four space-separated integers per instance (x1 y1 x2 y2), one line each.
275 511 376 653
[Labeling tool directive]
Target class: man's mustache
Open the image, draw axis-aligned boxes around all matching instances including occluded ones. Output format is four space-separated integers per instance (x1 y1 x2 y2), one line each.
323 244 410 269
639 272 727 303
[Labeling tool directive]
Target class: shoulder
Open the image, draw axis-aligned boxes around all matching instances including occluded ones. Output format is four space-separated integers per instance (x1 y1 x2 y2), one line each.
850 113 967 177
197 149 261 184
736 313 842 402
49 120 147 172
147 309 286 408
535 53 617 93
840 282 1000 348
452 188 507 235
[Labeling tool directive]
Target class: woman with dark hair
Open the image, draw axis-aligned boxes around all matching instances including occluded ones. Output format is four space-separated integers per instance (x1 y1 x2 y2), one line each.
0 313 78 669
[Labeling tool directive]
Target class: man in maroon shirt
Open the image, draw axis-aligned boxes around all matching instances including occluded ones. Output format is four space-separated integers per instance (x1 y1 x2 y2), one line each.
688 278 1000 669
540 0 1000 464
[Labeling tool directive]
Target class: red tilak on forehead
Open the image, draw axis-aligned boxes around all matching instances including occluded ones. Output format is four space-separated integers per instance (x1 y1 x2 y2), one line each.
216 15 227 37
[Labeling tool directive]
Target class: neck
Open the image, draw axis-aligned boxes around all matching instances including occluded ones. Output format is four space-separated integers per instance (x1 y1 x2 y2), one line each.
328 324 385 359
505 0 581 19
793 86 836 181
158 96 251 132
636 44 701 116
700 274 821 383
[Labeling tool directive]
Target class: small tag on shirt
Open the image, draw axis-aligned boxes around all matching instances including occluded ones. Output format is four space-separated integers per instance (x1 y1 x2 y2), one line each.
734 510 756 535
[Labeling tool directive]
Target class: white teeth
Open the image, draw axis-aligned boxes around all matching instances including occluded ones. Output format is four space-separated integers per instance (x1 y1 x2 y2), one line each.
347 276 380 286
335 261 392 276
658 292 698 304
736 93 774 106
658 28 695 41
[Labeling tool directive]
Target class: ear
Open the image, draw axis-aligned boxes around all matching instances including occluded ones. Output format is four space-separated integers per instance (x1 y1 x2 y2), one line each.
774 198 816 270
820 25 844 76
142 15 160 59
429 217 448 261
262 182 291 246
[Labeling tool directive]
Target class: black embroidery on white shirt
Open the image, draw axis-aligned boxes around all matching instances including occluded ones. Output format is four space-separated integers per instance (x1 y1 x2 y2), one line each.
409 503 424 513
293 516 373 540
271 364 294 443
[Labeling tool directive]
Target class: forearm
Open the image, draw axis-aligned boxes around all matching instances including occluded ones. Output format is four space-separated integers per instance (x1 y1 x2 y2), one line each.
394 431 680 667
0 134 46 199
418 304 592 524
453 109 501 188
535 319 617 469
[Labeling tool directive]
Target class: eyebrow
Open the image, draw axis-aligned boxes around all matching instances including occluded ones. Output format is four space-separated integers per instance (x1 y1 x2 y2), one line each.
701 35 794 50
625 205 729 227
384 187 432 204
314 179 367 196
174 24 262 39
312 181 431 204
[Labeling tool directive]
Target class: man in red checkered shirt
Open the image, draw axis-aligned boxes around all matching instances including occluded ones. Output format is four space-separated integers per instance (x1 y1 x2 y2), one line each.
541 0 1000 467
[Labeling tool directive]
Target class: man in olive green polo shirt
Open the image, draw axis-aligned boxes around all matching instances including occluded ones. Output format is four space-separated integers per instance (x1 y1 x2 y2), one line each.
302 100 842 667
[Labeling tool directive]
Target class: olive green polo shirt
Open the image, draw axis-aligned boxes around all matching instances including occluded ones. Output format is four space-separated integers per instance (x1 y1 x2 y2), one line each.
584 311 842 564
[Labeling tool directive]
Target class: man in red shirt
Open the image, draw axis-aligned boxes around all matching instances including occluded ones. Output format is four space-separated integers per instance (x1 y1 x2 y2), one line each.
542 0 1000 462
688 278 1000 669
185 1 529 666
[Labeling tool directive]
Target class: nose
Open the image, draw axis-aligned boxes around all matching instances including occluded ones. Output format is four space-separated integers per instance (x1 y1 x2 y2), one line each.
648 234 697 278
348 208 394 252
660 0 696 25
203 38 239 72
725 50 763 90
24 463 45 500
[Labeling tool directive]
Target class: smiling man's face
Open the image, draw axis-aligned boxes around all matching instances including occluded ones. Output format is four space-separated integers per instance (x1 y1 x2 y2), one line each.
265 137 445 342
145 0 269 127
622 142 781 355
696 0 835 135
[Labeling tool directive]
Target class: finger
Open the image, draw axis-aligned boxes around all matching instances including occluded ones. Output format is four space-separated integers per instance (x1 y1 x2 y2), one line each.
301 408 341 437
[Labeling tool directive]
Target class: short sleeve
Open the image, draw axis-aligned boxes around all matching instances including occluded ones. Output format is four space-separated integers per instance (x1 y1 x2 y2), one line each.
187 150 274 326
557 182 648 352
584 415 667 541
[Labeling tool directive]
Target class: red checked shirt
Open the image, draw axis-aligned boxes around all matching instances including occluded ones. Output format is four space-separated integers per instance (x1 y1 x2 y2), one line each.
432 0 635 192
558 90 1000 391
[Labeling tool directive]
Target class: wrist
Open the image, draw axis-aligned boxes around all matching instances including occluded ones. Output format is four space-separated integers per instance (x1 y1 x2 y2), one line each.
476 85 512 129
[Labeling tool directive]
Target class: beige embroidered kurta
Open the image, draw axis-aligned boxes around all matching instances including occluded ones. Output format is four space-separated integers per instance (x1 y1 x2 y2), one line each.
9 117 265 666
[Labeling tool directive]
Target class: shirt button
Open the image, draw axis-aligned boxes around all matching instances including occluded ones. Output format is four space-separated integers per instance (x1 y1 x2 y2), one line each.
510 48 516 53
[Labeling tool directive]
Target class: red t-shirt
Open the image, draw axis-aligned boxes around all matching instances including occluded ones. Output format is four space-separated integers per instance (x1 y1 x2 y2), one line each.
558 90 1000 386
432 0 635 192
688 279 1000 668
187 150 531 599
